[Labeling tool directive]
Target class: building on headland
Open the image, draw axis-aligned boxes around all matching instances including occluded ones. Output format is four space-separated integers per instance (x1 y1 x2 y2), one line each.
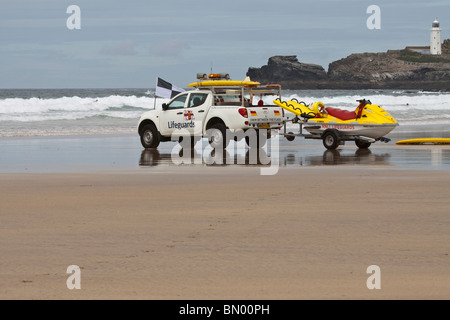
430 18 442 55
405 19 442 55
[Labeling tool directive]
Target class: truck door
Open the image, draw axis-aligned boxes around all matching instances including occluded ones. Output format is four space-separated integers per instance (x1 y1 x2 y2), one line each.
185 92 210 135
159 93 189 136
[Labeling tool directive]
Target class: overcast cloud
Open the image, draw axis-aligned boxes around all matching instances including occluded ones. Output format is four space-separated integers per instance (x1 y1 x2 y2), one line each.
0 0 449 88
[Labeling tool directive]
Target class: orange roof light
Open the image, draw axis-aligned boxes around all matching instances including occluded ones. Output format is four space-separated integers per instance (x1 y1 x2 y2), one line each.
209 73 230 80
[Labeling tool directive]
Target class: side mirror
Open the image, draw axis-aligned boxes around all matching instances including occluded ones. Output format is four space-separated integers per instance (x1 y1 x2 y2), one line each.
162 103 168 111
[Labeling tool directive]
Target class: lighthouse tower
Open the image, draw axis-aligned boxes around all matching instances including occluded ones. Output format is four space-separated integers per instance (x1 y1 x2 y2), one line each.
430 18 442 55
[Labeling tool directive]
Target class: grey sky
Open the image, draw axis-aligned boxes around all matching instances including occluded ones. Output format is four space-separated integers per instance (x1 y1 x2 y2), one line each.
1 0 449 88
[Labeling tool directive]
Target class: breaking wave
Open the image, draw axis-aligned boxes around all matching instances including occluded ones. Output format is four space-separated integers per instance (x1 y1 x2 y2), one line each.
1 88 449 137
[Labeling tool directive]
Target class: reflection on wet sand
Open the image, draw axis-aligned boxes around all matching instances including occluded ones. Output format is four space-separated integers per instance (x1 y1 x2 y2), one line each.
394 145 450 168
139 147 392 167
293 149 391 166
2 134 450 173
139 147 273 167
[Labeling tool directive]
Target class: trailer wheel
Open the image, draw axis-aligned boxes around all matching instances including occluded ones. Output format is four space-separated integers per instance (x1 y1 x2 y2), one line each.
355 139 372 149
322 130 340 150
286 132 295 142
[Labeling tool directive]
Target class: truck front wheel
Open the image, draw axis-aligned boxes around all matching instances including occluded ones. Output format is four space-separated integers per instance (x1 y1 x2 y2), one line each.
140 124 160 149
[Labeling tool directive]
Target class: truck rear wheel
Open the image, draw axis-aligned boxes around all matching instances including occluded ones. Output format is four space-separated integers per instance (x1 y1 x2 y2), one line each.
208 123 229 149
140 124 160 149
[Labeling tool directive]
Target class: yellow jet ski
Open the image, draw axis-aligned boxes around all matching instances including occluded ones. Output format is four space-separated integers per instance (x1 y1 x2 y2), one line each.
274 98 398 150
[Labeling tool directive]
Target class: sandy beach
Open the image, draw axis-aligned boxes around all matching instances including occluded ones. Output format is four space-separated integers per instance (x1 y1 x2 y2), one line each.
1 134 449 300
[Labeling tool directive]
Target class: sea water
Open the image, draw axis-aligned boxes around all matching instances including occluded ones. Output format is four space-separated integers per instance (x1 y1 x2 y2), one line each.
1 88 449 137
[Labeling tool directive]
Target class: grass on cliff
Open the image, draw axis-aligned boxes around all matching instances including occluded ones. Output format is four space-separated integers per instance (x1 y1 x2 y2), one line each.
398 49 450 63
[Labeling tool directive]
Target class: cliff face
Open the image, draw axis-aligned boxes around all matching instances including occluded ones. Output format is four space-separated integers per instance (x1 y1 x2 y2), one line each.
247 50 450 90
328 50 450 82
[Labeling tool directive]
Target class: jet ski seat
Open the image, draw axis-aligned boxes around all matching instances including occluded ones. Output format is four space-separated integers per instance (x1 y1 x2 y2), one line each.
325 107 357 121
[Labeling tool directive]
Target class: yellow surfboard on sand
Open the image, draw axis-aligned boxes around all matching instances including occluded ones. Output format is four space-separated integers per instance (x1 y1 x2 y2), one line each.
187 80 260 88
396 138 450 145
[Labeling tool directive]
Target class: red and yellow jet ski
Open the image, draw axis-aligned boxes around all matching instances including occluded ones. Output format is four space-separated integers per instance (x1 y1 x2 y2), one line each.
274 98 398 149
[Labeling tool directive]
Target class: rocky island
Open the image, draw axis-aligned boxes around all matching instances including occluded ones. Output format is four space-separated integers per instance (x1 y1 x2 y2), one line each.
247 39 450 91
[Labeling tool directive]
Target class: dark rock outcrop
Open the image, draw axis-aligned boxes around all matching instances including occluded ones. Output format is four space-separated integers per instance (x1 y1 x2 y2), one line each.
247 49 450 91
443 39 450 54
247 56 326 85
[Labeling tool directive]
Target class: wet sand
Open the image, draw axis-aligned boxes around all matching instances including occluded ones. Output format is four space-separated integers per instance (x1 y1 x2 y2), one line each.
1 133 450 300
2 130 450 172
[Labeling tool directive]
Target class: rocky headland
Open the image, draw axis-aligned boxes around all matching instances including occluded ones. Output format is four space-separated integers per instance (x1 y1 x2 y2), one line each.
247 40 450 91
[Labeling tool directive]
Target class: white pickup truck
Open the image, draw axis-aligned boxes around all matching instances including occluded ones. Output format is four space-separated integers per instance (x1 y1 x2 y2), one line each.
138 75 285 149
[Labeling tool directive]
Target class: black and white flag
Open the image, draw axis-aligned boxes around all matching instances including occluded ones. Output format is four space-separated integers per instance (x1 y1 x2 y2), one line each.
155 77 185 99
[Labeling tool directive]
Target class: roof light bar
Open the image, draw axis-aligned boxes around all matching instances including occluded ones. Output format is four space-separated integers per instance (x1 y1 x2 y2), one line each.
208 73 230 80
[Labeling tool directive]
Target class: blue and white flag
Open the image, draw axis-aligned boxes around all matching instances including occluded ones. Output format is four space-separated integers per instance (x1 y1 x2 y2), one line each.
155 77 185 99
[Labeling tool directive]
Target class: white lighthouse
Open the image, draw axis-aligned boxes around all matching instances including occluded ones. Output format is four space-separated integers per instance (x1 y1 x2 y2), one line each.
430 18 442 55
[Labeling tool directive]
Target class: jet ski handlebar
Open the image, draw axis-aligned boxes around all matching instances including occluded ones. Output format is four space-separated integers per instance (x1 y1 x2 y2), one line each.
356 99 372 105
